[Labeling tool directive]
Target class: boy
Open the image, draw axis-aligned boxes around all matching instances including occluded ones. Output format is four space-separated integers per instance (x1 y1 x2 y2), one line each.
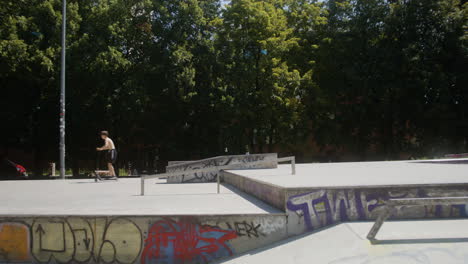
96 131 117 177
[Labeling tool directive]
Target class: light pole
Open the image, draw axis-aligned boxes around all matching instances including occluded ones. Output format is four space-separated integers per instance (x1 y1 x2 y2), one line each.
59 0 66 179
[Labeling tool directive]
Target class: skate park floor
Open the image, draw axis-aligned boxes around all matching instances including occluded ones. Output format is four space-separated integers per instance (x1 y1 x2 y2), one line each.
0 178 282 216
3 159 467 216
226 159 468 188
217 219 468 264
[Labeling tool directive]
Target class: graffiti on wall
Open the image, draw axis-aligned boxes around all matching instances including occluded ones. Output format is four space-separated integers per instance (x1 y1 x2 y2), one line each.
207 221 264 238
287 189 468 232
0 216 283 264
0 222 30 263
173 155 268 172
180 171 218 183
167 158 232 183
141 218 237 264
0 217 142 264
167 154 276 183
31 217 142 264
225 221 263 238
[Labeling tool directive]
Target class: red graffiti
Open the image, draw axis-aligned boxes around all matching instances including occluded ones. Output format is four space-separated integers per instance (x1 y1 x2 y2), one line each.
141 218 237 264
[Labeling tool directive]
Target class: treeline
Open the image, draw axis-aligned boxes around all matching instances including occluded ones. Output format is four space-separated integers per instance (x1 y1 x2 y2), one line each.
1 0 467 175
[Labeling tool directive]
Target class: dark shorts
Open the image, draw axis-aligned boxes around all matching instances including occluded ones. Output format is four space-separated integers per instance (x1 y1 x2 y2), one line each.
106 149 117 164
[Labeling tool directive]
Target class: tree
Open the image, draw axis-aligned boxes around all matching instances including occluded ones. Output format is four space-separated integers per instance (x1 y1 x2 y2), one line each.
217 0 309 153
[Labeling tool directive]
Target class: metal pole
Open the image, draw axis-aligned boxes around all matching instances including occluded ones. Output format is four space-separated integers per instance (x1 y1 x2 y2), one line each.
59 0 67 179
217 172 220 194
141 177 145 196
292 157 296 175
51 163 56 177
366 205 392 242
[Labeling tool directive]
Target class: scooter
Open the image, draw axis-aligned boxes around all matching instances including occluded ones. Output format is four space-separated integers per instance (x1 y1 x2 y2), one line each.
93 152 118 182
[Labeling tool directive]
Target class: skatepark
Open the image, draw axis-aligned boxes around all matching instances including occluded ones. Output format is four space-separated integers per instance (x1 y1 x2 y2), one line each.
0 153 467 263
3 0 467 262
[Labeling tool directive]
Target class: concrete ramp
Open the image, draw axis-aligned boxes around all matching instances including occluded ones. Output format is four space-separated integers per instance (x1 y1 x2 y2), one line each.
217 219 468 264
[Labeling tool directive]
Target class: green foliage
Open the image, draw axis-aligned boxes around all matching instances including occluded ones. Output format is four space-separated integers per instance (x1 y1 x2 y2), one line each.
1 0 467 174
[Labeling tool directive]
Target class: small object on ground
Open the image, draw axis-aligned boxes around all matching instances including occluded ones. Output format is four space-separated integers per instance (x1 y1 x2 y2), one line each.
1 158 28 179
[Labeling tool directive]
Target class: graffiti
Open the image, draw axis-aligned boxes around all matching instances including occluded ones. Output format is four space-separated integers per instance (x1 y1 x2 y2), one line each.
287 188 468 232
30 217 142 264
0 216 286 264
226 221 263 238
180 171 218 183
175 155 266 171
0 222 30 262
208 221 264 238
168 157 234 174
167 154 277 183
0 215 286 264
238 155 265 164
97 218 142 264
201 157 234 169
141 218 237 264
287 190 358 231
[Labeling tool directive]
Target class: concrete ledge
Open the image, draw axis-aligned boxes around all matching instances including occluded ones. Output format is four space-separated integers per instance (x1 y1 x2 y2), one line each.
166 153 278 183
223 169 468 237
285 186 468 235
223 171 286 211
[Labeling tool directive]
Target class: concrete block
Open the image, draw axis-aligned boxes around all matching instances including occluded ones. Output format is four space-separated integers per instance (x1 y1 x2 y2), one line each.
166 153 278 183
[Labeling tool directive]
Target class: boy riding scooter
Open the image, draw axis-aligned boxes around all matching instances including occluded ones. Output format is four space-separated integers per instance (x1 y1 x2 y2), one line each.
95 131 117 180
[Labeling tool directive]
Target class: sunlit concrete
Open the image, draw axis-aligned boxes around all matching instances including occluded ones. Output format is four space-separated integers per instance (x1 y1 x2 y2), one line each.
226 159 468 188
0 178 281 216
218 219 468 264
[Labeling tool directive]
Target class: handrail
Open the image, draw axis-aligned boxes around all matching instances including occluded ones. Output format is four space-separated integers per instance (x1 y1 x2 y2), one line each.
278 156 296 175
366 197 468 243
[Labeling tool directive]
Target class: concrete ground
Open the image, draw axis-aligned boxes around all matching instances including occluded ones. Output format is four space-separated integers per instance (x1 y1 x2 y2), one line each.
217 219 468 264
226 159 468 188
0 178 281 216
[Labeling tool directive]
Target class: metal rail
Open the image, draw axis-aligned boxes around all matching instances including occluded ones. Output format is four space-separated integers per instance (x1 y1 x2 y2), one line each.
278 156 296 175
367 197 468 243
